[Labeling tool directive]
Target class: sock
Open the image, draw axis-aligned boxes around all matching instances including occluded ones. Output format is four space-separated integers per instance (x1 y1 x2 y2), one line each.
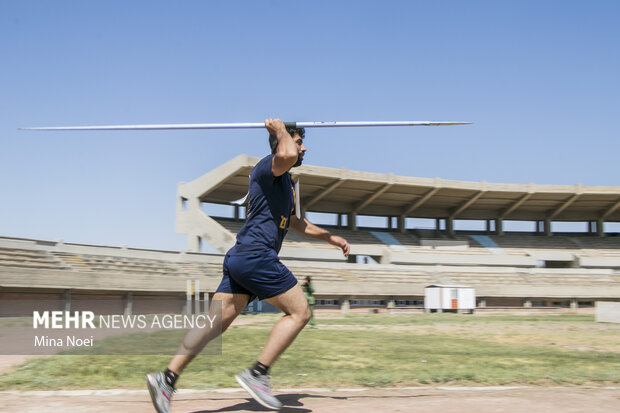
164 368 179 388
251 361 270 377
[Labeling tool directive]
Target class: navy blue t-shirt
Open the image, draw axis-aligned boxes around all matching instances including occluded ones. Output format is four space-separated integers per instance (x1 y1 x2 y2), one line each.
230 154 296 254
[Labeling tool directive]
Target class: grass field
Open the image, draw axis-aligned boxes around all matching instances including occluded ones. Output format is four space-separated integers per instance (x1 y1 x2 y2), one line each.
1 312 619 390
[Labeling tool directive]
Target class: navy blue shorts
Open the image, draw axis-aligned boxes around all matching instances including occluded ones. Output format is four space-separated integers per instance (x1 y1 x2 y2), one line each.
215 249 298 301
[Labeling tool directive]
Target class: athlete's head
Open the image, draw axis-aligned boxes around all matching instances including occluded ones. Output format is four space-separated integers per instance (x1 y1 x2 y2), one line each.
269 127 306 167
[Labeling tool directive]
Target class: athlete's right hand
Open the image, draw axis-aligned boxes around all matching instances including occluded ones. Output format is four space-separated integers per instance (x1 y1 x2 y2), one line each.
329 235 350 257
265 118 287 137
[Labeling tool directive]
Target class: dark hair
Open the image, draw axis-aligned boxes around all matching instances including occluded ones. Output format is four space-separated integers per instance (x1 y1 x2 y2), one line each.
305 276 312 283
269 127 305 154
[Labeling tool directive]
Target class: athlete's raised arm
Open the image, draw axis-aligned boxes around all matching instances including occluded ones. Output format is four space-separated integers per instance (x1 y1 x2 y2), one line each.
289 215 350 257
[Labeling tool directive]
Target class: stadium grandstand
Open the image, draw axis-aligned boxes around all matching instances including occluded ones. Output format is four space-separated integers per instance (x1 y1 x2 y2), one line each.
2 154 620 315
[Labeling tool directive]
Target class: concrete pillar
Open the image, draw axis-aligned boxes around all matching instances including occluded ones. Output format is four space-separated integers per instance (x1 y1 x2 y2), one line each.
597 219 605 237
203 292 212 313
337 214 343 228
524 298 532 308
124 292 133 316
194 279 201 315
387 298 395 313
189 235 200 253
388 216 393 229
570 298 578 313
340 297 350 314
234 205 240 221
435 218 441 236
63 289 71 312
496 218 504 236
478 298 486 308
486 220 492 233
544 220 552 236
348 213 357 231
446 218 454 237
398 216 405 233
186 279 193 315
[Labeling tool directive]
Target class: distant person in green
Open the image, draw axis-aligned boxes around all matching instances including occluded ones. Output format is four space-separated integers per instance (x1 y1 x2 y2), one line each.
302 276 316 328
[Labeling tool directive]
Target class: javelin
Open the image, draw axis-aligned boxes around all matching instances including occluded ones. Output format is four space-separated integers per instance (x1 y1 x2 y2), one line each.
20 120 471 131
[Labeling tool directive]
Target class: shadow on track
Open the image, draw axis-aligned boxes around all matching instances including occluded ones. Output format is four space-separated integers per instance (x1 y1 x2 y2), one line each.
190 391 438 412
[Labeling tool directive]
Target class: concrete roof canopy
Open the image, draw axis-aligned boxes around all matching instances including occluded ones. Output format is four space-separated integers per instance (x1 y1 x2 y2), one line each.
180 154 620 223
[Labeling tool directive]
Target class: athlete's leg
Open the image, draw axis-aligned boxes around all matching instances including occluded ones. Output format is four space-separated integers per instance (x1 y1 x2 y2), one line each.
309 304 316 328
168 292 250 374
257 284 311 366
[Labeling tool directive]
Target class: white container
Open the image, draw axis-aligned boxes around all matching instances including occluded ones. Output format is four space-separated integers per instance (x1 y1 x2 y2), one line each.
425 285 476 313
595 301 620 323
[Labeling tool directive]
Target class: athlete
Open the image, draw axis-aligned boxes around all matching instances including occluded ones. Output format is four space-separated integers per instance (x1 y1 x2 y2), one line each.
147 118 350 412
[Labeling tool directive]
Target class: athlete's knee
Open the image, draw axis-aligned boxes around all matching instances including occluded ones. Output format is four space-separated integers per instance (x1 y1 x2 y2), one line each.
299 305 311 325
288 305 311 326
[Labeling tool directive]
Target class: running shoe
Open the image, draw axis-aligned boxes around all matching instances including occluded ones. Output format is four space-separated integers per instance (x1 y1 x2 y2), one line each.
235 368 282 410
146 371 175 413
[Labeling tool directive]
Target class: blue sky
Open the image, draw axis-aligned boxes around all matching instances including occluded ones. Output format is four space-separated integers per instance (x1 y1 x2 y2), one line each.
1 1 619 251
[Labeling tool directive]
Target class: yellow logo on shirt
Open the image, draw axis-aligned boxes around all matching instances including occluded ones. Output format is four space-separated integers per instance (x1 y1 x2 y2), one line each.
280 215 288 229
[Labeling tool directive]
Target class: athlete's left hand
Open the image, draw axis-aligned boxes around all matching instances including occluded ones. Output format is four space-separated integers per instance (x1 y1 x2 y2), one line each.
329 235 350 257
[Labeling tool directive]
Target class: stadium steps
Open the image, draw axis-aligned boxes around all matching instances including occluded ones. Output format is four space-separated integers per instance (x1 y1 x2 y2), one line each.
521 272 620 285
579 249 620 257
216 218 620 263
570 236 620 257
288 266 348 282
488 234 582 250
2 235 620 297
53 253 91 272
288 265 437 284
0 247 67 270
216 217 398 250
216 219 244 235
445 272 529 285
389 232 421 247
351 270 437 284
51 252 183 275
52 249 224 278
405 247 515 256
178 262 222 276
369 231 408 252
446 270 620 286
286 227 385 248
215 218 620 258
52 251 225 278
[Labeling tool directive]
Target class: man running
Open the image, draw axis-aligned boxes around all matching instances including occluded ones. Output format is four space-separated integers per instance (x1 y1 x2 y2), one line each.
147 118 350 412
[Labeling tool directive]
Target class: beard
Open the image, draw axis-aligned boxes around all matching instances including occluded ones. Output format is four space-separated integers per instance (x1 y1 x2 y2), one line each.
292 153 303 167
